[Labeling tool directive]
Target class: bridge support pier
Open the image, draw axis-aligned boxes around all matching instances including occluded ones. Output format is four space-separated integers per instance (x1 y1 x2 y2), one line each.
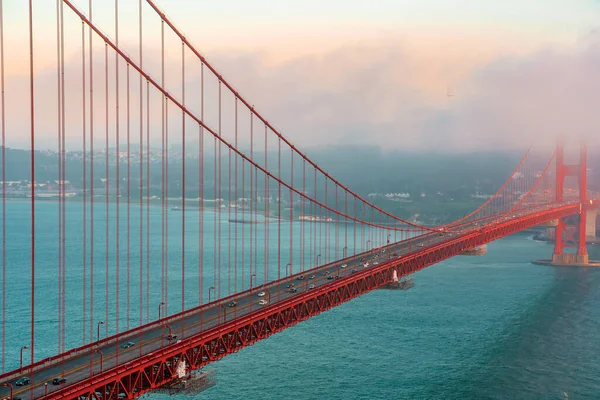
534 143 600 267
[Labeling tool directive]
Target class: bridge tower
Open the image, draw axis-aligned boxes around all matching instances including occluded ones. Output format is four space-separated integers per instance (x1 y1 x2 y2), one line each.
551 143 589 265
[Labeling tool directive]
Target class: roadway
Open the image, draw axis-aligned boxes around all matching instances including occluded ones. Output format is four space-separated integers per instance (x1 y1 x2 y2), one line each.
0 203 567 400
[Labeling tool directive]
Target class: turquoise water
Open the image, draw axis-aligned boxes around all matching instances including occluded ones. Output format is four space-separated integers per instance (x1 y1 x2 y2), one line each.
157 235 600 400
2 201 600 399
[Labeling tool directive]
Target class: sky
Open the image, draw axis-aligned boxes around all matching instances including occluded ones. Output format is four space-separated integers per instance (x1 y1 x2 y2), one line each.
2 0 600 152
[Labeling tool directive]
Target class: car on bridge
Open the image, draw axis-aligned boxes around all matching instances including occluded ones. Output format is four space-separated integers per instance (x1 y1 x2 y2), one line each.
288 288 297 293
166 334 178 341
286 283 295 288
257 291 266 297
297 275 305 280
258 300 268 305
309 275 315 280
228 301 237 308
15 377 30 386
52 377 67 385
341 264 347 268
308 284 315 289
122 341 136 349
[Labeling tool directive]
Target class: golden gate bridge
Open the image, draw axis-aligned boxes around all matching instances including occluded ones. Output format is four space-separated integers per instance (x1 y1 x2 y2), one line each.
0 1 599 399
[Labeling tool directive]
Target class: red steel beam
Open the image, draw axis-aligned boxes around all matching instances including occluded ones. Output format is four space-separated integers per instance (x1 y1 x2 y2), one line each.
43 204 580 400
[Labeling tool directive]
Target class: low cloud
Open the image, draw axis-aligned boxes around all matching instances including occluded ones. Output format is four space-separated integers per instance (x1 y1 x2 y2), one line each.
206 31 600 152
3 30 600 153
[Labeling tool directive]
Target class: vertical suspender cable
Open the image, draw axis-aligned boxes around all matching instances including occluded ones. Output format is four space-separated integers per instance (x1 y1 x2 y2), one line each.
81 16 87 345
104 41 109 338
181 40 186 313
199 63 204 306
115 0 121 349
264 125 268 284
28 0 36 369
217 80 222 299
138 0 143 329
234 98 238 294
88 0 95 344
160 17 165 316
126 49 131 332
56 0 63 354
145 79 150 323
60 0 66 353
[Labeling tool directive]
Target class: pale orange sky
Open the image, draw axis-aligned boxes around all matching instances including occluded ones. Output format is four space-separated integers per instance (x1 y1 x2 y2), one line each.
2 0 600 150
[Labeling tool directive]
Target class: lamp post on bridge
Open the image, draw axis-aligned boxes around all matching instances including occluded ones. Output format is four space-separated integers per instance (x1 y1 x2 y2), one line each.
366 240 371 253
343 247 347 258
95 349 103 374
45 382 48 396
19 345 28 372
222 305 228 324
96 321 104 344
316 254 321 268
208 286 215 303
250 273 256 291
2 383 12 400
158 301 165 320
286 263 292 277
387 234 391 245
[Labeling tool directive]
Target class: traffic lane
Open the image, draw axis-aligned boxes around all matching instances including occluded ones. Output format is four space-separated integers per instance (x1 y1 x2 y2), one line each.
16 283 288 399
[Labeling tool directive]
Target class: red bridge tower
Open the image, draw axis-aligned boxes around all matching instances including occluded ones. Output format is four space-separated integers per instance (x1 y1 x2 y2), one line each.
551 143 589 265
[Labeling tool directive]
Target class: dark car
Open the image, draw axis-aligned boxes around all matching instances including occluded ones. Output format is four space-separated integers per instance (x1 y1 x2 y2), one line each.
52 377 67 385
297 275 305 281
122 341 135 349
288 288 297 293
286 283 295 288
327 275 334 280
166 334 178 341
228 301 237 308
15 377 30 386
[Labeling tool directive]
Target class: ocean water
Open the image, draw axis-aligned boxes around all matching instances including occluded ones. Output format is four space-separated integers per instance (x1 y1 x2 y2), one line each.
151 234 599 400
1 201 600 399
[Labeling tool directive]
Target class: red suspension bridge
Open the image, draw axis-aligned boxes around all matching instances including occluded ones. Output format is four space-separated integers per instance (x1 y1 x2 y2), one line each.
0 1 599 399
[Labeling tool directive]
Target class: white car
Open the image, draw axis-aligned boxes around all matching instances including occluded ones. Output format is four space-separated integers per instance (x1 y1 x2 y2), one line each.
308 284 315 289
363 262 369 268
257 291 266 297
341 264 347 269
258 299 268 306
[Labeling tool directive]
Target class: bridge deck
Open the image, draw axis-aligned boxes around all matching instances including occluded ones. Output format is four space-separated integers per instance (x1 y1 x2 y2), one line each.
0 203 587 400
